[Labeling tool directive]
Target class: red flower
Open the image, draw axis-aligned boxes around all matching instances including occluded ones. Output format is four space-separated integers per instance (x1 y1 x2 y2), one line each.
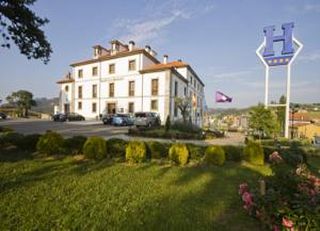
269 151 283 163
238 183 249 195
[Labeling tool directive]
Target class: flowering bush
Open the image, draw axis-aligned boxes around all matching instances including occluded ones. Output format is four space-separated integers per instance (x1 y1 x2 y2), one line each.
239 151 320 230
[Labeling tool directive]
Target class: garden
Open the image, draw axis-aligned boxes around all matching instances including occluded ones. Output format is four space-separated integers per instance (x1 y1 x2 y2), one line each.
0 126 319 230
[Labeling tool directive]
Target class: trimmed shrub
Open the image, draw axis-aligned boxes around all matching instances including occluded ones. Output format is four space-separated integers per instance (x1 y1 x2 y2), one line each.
36 131 64 155
83 136 107 160
168 143 189 166
63 136 87 155
106 138 128 158
187 143 205 161
125 141 147 163
222 145 242 162
204 146 225 166
0 132 24 147
147 141 168 159
0 126 14 133
165 115 171 132
243 141 264 165
19 134 41 152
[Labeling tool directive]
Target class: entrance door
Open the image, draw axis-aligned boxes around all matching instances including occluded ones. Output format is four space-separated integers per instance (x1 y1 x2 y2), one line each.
64 104 70 114
107 103 116 114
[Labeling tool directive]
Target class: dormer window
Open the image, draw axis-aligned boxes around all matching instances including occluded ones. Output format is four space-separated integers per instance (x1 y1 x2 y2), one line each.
92 67 98 76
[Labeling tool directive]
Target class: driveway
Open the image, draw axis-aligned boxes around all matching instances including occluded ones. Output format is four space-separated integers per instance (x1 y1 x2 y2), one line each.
0 119 245 145
0 119 129 137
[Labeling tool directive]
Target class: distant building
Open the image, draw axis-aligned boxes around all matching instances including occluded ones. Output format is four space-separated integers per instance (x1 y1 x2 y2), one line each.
56 40 205 126
292 123 320 141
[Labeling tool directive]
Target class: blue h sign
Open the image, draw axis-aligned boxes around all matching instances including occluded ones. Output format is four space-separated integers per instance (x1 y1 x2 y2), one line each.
263 22 295 57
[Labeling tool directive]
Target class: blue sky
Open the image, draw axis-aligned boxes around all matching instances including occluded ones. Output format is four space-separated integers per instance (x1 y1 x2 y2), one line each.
0 0 319 108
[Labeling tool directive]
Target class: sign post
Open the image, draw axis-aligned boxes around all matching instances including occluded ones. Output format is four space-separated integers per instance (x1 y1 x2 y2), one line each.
256 22 303 138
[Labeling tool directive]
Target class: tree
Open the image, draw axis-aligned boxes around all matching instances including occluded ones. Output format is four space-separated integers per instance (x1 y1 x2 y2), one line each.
174 97 191 124
6 90 36 117
275 95 286 135
249 104 279 139
0 0 52 63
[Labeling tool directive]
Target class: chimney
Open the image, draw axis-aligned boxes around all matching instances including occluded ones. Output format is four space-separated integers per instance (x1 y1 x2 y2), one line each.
128 41 135 51
145 45 151 53
163 54 168 64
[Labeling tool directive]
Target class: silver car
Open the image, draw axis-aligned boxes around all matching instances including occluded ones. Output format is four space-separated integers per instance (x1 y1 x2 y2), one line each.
134 112 160 127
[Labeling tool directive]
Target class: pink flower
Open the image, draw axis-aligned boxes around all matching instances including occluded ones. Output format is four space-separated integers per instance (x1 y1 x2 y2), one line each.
239 183 249 195
242 191 253 206
282 217 294 228
269 151 283 163
273 225 280 231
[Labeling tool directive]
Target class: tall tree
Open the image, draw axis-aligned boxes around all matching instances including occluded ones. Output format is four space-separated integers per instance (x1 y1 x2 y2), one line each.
174 97 192 124
6 90 36 117
249 104 279 139
0 0 52 63
276 95 286 136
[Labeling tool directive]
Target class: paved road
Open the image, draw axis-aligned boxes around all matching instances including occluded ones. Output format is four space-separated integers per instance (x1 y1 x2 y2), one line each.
0 119 129 137
0 119 245 145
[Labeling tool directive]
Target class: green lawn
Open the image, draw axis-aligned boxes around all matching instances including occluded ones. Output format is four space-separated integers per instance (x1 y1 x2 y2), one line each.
0 152 272 230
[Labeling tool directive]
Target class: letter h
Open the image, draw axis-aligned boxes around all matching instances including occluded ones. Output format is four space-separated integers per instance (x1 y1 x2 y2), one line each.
263 22 294 57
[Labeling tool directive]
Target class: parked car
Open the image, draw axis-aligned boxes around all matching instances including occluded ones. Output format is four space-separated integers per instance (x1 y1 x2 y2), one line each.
0 112 7 120
52 113 85 122
52 113 66 122
65 112 85 121
112 114 134 126
102 114 114 125
134 112 161 127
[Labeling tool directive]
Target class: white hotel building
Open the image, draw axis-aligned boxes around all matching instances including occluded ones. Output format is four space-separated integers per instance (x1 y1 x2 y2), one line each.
56 40 205 126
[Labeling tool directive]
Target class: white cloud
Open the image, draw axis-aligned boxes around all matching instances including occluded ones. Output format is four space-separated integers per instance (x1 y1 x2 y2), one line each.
298 50 320 62
110 0 215 45
303 4 320 13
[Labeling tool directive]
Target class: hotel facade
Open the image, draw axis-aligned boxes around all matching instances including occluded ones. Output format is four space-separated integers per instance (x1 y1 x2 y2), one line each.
56 40 205 126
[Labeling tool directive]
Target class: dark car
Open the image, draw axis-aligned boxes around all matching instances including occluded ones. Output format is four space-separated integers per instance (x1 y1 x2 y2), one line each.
102 114 114 125
65 113 85 121
0 112 7 119
52 113 66 122
52 113 85 122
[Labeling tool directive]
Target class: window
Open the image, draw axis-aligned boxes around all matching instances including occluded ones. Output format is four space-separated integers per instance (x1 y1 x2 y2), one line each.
190 76 193 84
128 60 136 71
92 66 98 76
109 83 114 97
78 102 82 110
128 81 135 96
92 84 97 98
174 81 178 97
151 100 158 111
109 64 115 74
78 69 83 78
78 86 82 99
65 85 69 92
128 102 134 113
184 87 187 96
92 103 97 113
174 102 178 117
194 80 196 88
151 79 158 96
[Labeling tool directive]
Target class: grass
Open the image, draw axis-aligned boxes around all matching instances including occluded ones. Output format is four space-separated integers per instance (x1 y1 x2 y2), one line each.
0 150 271 230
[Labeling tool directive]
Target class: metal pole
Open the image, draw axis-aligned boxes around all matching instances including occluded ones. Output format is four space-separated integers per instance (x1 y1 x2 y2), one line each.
284 64 291 138
264 67 269 108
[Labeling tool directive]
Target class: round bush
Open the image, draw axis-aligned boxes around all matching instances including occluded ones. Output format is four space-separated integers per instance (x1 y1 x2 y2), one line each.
36 131 64 155
83 136 107 160
147 141 168 159
1 132 24 147
19 134 41 152
63 136 87 155
187 144 205 161
204 146 225 166
168 143 189 166
125 141 147 163
106 138 128 158
222 145 242 162
243 141 264 165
